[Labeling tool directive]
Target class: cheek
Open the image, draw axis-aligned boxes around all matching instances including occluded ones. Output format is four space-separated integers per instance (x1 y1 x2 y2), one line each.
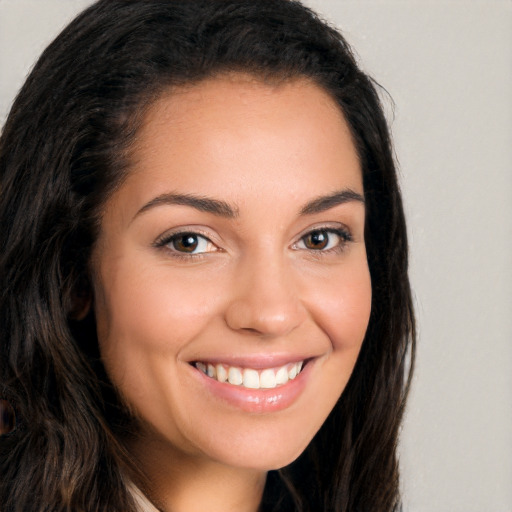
305 261 372 354
94 258 225 363
93 259 227 427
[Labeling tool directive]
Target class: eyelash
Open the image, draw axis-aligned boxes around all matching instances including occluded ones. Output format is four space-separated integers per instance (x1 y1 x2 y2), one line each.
154 226 353 260
293 227 352 256
153 229 218 261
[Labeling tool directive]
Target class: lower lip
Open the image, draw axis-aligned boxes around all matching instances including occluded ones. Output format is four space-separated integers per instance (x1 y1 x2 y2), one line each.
190 362 312 413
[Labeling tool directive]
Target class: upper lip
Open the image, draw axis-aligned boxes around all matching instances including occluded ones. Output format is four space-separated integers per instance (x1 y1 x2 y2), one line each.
186 353 317 369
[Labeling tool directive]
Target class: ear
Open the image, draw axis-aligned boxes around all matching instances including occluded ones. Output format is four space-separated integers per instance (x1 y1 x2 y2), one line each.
69 293 92 321
67 274 93 321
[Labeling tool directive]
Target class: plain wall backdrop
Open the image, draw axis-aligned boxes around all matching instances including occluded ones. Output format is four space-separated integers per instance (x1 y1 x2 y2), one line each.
1 1 511 511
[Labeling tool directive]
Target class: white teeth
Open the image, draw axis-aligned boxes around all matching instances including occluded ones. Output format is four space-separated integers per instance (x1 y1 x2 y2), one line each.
195 360 305 389
216 364 227 383
228 366 243 386
275 365 289 385
207 364 216 378
259 369 277 389
243 369 260 389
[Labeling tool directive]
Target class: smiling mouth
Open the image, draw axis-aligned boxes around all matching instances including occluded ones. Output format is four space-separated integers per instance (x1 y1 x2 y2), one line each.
193 361 306 390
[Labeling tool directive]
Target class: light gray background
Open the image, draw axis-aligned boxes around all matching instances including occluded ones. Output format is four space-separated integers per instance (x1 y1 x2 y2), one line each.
1 1 511 511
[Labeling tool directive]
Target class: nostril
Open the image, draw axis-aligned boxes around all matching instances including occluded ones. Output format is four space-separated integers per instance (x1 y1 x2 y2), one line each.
240 327 262 335
0 399 16 436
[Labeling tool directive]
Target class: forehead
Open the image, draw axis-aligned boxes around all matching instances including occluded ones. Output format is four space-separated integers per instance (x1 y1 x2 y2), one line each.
120 74 362 215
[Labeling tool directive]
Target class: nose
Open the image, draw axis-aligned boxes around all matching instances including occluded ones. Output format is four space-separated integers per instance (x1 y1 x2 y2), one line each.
224 256 307 337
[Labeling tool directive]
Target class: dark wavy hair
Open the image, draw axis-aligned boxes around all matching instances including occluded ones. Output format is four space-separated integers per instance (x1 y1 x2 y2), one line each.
0 1 415 511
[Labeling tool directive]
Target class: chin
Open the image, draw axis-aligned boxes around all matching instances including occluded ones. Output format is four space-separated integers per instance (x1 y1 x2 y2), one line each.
192 416 319 472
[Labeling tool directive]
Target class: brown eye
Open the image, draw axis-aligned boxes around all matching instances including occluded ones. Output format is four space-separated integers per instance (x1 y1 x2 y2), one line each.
303 230 330 250
296 228 350 252
171 233 200 252
168 233 213 254
155 231 219 257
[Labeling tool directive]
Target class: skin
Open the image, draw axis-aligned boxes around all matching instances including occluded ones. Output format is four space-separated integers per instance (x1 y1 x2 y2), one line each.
91 74 372 512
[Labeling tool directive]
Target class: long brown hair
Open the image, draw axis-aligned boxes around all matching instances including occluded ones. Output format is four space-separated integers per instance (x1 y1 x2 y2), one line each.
0 1 415 510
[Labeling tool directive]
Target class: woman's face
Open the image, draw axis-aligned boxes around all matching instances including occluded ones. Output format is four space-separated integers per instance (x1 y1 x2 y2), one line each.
91 75 371 471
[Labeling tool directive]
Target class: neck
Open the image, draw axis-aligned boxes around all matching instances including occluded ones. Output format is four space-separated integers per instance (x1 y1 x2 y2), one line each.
128 435 267 512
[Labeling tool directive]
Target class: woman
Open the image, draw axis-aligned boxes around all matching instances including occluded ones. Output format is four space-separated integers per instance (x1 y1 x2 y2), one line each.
0 1 415 511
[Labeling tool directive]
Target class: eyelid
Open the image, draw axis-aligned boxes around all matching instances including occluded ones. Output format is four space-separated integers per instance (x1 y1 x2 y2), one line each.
153 223 353 259
294 223 352 242
153 227 221 256
292 224 353 252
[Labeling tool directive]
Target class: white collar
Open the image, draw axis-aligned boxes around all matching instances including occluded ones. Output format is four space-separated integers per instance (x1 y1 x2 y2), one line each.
127 481 161 512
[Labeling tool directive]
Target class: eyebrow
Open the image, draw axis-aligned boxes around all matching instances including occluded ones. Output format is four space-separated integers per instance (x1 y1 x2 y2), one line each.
299 189 365 215
133 188 364 223
134 192 239 220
